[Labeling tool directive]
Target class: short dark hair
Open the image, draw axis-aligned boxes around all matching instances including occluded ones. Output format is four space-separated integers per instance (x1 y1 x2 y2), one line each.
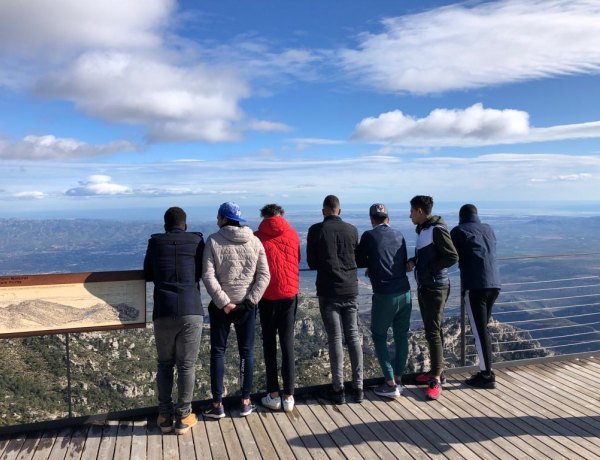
164 207 186 229
370 215 387 225
260 203 285 218
410 195 434 215
459 204 478 219
323 195 340 212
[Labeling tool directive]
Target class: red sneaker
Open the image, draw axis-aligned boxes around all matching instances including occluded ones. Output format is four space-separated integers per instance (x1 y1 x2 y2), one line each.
425 380 442 401
416 371 446 385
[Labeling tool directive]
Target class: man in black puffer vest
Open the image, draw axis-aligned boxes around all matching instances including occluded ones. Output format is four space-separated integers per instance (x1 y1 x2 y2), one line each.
144 207 204 435
407 196 458 401
451 204 501 389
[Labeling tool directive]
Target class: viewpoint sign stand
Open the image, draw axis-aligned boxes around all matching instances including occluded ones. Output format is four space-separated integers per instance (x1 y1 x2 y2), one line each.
0 270 146 338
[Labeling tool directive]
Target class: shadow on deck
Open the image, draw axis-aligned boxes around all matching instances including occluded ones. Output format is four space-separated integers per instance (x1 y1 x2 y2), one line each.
1 356 600 459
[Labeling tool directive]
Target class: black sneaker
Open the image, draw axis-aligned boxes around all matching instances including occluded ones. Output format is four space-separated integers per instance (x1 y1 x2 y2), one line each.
353 387 364 403
320 387 346 405
203 404 225 419
465 372 496 389
240 402 256 417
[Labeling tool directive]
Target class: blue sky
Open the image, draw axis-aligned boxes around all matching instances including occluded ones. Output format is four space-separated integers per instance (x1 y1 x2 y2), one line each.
1 0 600 218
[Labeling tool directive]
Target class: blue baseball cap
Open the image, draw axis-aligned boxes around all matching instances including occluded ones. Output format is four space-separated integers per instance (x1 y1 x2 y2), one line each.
218 202 246 223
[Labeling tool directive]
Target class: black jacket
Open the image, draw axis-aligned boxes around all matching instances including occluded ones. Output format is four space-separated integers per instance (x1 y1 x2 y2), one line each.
450 214 501 292
356 224 410 295
307 215 359 297
409 216 458 288
144 227 205 320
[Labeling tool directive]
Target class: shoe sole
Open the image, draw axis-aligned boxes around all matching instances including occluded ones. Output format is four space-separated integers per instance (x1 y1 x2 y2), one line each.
175 419 197 435
465 381 496 389
240 409 255 417
203 413 225 419
283 406 294 413
374 390 400 399
262 403 282 410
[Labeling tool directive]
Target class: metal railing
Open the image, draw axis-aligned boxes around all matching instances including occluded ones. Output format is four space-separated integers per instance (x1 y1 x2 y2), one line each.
1 251 600 433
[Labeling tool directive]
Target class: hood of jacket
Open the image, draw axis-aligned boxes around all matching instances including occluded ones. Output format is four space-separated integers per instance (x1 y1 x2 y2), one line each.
416 215 446 233
218 225 254 243
257 216 291 238
459 213 481 225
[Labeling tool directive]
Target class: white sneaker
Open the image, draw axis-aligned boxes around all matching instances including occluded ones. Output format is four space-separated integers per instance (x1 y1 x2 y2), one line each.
282 397 295 413
261 393 281 410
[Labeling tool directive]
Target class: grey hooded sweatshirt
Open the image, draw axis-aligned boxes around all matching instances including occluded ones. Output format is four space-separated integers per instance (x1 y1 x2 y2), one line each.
202 225 270 308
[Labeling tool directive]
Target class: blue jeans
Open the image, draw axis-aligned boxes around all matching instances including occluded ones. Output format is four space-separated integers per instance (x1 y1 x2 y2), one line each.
319 296 363 391
154 315 203 417
209 302 256 403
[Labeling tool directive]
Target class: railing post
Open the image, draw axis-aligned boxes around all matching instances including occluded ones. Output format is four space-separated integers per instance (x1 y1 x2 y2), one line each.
460 282 466 367
65 333 73 419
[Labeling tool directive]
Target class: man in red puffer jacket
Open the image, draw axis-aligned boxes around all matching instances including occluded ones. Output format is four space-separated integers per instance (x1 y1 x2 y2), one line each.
255 203 300 413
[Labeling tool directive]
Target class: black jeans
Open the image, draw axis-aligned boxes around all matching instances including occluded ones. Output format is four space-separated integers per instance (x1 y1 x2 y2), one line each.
464 288 501 374
417 286 450 376
154 315 203 418
259 296 297 396
208 301 256 403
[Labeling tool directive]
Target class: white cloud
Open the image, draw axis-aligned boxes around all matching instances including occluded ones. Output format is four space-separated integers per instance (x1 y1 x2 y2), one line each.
0 0 172 58
339 0 600 94
286 138 347 145
36 52 248 143
372 146 430 155
353 103 600 147
65 175 133 196
554 173 593 181
248 121 293 132
0 135 137 160
11 191 44 200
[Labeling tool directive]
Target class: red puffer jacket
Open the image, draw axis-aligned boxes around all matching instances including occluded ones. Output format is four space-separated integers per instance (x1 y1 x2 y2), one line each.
255 216 300 300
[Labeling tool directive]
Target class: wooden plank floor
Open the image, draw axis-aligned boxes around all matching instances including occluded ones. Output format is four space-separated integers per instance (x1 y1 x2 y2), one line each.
2 356 600 459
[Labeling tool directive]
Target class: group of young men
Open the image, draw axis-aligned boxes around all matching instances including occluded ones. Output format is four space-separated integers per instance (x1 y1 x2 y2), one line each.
143 195 501 435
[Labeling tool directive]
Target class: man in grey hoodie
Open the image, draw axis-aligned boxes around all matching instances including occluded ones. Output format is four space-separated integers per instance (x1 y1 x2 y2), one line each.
202 202 270 418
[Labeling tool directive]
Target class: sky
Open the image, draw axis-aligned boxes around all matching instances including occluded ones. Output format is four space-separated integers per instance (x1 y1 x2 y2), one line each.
2 0 600 219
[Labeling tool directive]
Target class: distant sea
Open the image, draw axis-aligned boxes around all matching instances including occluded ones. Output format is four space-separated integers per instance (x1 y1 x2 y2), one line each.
3 200 600 221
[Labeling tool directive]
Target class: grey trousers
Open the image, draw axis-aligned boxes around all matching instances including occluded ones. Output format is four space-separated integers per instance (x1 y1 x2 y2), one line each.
319 296 363 391
154 315 203 417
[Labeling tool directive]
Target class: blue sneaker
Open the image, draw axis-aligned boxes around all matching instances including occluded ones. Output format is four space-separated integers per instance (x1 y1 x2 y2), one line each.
203 404 225 419
240 402 256 417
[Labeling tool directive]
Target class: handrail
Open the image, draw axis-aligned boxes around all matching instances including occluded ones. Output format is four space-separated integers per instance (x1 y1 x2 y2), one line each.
2 250 600 432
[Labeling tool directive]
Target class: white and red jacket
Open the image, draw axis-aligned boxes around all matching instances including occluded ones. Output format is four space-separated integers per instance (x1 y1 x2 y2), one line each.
255 216 300 300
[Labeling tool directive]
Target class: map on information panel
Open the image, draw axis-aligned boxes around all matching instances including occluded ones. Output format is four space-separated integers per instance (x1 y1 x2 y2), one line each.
0 271 146 337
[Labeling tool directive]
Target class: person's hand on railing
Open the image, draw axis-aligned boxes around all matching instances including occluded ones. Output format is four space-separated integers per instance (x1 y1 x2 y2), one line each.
406 260 415 272
364 269 370 278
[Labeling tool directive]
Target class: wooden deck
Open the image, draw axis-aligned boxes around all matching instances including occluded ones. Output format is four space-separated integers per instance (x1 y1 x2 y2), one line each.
2 356 600 459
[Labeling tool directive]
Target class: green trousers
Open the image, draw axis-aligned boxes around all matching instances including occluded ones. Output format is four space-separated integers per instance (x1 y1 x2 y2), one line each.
370 291 412 382
417 286 450 376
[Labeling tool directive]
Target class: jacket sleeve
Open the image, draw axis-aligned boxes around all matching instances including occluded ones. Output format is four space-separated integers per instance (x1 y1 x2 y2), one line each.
430 226 459 272
246 242 271 305
202 238 231 309
356 231 370 269
143 239 153 282
450 227 465 269
306 225 318 270
195 236 205 283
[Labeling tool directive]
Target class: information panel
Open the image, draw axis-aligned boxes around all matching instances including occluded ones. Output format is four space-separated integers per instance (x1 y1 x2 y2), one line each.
0 271 146 338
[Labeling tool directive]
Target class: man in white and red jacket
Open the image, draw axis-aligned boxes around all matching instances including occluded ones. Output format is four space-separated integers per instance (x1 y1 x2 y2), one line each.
255 203 300 413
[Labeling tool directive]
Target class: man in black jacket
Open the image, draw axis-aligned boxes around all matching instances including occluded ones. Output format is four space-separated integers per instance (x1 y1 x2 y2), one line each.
307 195 363 404
144 207 204 435
451 204 501 389
407 196 458 401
